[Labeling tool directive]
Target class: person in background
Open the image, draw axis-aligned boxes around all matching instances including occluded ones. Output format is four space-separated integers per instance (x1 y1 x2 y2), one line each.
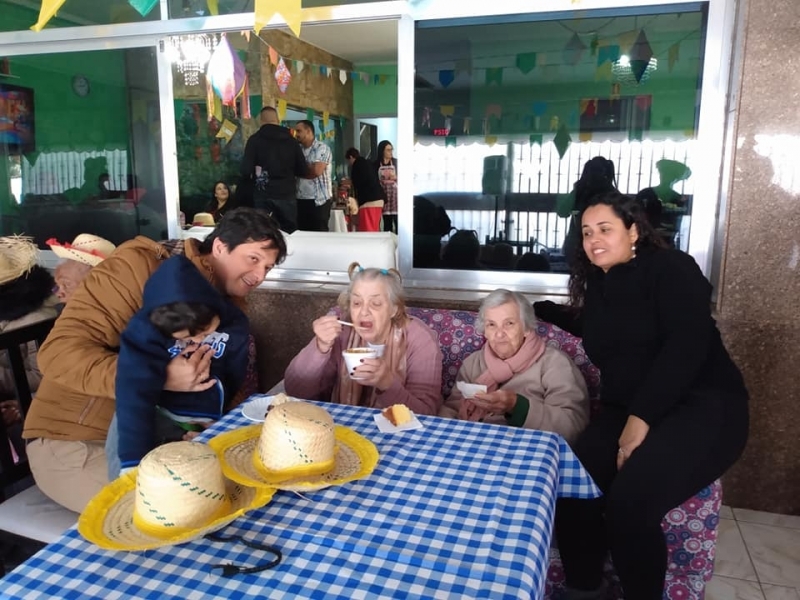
48 234 117 306
241 106 308 233
285 263 443 416
441 289 588 445
345 147 385 232
295 120 333 232
0 236 59 463
535 191 748 599
207 181 236 223
374 140 398 233
24 208 287 512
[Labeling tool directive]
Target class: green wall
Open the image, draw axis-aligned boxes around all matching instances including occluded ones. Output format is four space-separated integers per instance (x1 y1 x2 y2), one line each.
353 64 398 116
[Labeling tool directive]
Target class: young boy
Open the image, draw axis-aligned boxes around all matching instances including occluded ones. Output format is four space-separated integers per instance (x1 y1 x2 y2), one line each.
106 255 250 478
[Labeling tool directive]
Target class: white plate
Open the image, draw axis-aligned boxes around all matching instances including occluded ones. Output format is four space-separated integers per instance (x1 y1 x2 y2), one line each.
240 395 295 422
373 411 424 433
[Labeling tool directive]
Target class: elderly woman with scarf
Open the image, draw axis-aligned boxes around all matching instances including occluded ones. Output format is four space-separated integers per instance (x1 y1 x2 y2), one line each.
284 263 443 415
440 289 589 446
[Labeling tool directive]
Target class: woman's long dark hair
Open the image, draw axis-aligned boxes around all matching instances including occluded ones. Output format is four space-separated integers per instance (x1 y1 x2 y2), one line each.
375 140 396 168
568 190 667 308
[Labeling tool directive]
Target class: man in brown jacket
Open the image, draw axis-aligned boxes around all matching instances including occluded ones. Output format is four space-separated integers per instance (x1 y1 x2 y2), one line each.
23 208 287 512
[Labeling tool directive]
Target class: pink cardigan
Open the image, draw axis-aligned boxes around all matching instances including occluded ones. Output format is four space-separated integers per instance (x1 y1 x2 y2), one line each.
284 317 443 415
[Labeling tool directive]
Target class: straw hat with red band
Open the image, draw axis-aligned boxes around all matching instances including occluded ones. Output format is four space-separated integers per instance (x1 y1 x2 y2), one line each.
47 234 116 267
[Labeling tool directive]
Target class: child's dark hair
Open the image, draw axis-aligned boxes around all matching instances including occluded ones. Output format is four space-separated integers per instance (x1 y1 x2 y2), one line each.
149 302 218 338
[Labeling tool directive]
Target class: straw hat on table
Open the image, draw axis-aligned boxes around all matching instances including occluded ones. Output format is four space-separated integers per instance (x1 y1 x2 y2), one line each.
78 441 274 551
0 235 38 286
47 234 116 267
210 402 379 492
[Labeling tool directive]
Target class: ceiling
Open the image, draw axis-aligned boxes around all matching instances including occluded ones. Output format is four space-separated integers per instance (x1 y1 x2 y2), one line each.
278 20 398 64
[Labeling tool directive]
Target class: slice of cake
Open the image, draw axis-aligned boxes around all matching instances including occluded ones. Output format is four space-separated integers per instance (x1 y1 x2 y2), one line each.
382 404 412 426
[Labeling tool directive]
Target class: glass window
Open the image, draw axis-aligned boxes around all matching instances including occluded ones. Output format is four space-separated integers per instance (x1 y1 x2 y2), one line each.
0 48 167 247
413 8 706 273
0 0 160 32
167 0 388 18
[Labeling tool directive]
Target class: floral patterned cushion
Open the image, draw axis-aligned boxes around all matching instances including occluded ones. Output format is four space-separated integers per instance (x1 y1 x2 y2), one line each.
407 306 721 599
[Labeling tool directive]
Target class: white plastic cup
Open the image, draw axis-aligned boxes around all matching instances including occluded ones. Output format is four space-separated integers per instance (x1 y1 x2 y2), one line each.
342 347 377 379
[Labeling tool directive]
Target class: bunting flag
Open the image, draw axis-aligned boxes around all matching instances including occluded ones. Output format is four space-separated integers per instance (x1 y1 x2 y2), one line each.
668 43 680 72
553 123 572 159
579 132 593 142
268 46 279 66
296 60 304 73
306 108 314 120
207 0 219 15
339 69 347 85
485 135 498 147
320 65 328 77
550 116 560 131
485 104 502 119
128 0 158 16
629 29 654 83
277 99 287 121
617 30 639 54
529 134 542 146
597 44 621 66
30 0 67 31
241 30 251 42
445 136 457 148
563 33 586 66
322 111 329 128
274 58 291 93
215 119 238 143
463 117 471 134
439 70 455 88
378 74 387 84
485 67 503 86
254 0 302 37
610 83 621 99
515 52 537 75
440 105 455 117
444 117 452 134
595 61 613 81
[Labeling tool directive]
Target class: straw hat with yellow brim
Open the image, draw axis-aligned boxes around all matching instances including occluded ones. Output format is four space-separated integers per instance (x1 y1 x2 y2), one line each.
209 402 379 492
0 235 38 286
47 234 116 267
78 441 274 551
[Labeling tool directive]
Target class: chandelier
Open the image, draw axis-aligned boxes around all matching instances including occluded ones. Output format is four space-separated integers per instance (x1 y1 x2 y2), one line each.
165 34 217 86
612 54 658 87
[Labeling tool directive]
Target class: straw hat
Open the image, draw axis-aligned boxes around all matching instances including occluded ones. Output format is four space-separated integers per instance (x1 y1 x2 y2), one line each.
210 402 379 492
78 441 274 551
0 236 38 286
193 212 216 227
47 234 116 266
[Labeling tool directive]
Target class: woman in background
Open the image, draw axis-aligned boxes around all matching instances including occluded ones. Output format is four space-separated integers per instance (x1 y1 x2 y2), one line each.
374 140 398 233
207 181 236 222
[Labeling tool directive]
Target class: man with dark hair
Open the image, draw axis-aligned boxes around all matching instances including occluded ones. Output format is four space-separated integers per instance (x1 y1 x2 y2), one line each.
23 207 285 512
295 119 333 231
240 106 308 233
345 147 386 231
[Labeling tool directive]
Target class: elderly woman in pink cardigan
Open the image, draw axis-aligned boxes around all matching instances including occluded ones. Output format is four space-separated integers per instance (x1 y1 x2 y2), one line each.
284 263 443 415
440 289 589 445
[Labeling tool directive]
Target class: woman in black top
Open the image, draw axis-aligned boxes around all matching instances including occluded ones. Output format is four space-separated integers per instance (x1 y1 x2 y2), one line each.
535 191 748 600
207 181 236 222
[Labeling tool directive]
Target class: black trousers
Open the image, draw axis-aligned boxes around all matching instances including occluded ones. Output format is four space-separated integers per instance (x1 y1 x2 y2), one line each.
254 194 297 233
555 390 748 599
297 198 332 232
383 214 397 233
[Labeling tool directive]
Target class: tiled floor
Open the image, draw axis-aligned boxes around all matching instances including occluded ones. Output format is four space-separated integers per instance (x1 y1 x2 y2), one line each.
707 507 800 600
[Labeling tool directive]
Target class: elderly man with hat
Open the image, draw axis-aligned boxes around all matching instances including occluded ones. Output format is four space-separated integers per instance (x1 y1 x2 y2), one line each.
47 234 117 305
23 208 287 513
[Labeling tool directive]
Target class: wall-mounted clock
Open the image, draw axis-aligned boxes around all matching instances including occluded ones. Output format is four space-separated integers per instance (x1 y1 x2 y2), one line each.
72 75 90 97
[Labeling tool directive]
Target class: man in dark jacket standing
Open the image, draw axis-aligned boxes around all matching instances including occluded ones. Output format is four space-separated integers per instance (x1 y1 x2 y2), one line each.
241 106 308 233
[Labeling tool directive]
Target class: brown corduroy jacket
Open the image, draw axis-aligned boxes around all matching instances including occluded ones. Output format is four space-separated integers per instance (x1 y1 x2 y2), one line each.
23 235 244 442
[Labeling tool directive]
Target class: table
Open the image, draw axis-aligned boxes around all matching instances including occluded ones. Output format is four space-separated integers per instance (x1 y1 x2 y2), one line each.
1 402 599 599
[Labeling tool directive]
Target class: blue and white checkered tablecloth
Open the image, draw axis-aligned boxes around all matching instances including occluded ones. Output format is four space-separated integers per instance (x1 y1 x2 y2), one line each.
2 401 599 600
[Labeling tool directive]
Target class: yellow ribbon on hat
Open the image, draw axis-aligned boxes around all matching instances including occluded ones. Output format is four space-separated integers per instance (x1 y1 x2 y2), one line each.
255 0 302 37
132 495 232 538
252 446 337 484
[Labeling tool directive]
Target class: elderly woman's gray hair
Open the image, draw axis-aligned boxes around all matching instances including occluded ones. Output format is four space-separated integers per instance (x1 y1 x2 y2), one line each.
475 289 537 335
338 261 408 325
